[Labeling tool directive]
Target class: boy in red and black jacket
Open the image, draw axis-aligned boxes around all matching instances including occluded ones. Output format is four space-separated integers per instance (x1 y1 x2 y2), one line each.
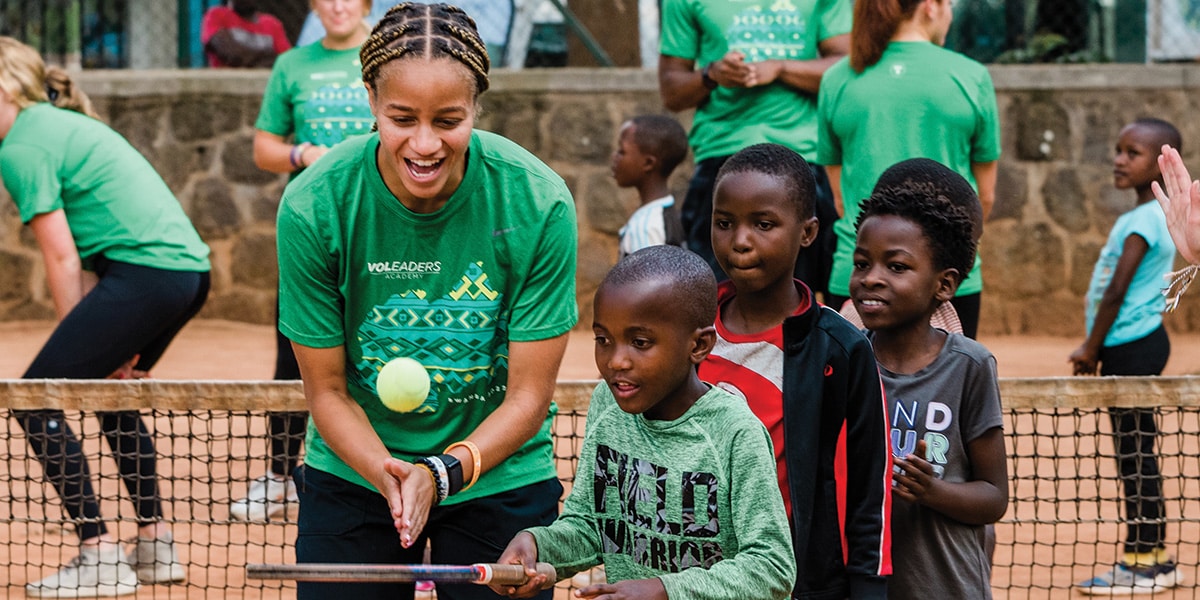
699 144 892 599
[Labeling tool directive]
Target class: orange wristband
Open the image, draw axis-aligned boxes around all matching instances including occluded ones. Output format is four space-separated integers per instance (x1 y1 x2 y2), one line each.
445 441 481 490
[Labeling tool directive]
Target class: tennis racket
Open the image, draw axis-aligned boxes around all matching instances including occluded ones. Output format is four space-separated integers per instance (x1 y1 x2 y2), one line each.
247 562 557 586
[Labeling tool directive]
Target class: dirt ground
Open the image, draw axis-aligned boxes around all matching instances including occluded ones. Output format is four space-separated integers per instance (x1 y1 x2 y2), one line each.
3 319 1200 599
2 319 1199 380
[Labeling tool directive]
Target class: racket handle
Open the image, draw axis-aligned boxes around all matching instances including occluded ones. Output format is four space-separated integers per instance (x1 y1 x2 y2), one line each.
483 562 557 587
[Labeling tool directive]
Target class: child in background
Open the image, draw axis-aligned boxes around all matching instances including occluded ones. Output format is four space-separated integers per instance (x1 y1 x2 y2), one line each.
839 158 982 335
698 144 892 599
612 115 689 258
493 245 795 600
849 181 1008 599
1072 118 1183 594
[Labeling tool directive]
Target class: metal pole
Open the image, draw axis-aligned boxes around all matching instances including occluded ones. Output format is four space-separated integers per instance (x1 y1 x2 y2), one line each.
544 0 614 67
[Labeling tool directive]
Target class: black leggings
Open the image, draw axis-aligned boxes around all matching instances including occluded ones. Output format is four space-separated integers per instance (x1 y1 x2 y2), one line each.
1099 325 1171 553
16 259 209 541
270 299 305 478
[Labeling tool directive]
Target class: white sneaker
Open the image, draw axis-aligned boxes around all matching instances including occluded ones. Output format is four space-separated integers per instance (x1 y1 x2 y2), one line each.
26 545 139 598
1077 561 1185 595
230 473 298 522
127 532 186 584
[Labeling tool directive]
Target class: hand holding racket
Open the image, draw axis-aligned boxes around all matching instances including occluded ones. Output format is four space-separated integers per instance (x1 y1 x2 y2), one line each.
490 531 556 597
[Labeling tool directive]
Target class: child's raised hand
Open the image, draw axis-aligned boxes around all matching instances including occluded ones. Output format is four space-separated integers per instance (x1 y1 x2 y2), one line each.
893 440 938 504
575 578 667 600
490 532 552 598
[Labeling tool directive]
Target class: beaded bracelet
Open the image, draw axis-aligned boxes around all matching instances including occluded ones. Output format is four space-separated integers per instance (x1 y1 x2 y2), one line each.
445 440 482 490
289 142 312 170
415 456 448 504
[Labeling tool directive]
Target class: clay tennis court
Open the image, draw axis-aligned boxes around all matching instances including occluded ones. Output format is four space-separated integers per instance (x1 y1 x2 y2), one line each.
2 319 1199 599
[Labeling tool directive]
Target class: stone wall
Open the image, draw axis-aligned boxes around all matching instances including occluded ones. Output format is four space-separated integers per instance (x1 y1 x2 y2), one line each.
1 66 1198 335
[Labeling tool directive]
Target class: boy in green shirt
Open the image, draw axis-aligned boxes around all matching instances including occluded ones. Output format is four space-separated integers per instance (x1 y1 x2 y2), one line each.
492 246 795 600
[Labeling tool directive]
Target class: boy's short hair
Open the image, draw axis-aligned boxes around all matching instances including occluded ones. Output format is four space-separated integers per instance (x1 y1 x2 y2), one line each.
856 181 976 281
601 245 717 331
873 158 983 240
629 115 689 178
1131 117 1183 153
715 143 816 219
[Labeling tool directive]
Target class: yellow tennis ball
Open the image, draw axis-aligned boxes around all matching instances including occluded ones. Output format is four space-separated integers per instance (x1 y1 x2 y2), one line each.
377 357 430 413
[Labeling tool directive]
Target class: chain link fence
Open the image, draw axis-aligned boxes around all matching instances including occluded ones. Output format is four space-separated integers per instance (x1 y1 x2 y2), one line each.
948 0 1200 63
1 1 1199 69
0 0 565 69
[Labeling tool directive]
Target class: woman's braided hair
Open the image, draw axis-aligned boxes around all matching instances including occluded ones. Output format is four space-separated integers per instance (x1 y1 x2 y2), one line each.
360 2 490 95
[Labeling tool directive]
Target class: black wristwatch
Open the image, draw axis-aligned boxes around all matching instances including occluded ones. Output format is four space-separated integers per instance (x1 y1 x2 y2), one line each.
700 64 718 91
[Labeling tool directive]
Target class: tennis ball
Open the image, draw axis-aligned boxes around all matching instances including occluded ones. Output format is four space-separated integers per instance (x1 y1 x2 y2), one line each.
377 357 430 413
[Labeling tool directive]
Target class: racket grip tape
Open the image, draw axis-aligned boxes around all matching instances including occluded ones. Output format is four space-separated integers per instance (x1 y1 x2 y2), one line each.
481 562 557 586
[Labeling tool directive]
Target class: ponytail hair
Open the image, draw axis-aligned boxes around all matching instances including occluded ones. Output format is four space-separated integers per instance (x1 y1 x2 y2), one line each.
0 37 97 119
360 3 489 96
850 0 923 72
45 66 97 119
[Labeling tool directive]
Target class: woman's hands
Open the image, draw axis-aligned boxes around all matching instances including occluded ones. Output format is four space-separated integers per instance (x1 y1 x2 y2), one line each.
380 458 438 548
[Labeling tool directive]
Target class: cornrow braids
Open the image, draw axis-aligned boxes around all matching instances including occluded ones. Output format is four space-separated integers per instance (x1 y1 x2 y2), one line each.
360 2 490 95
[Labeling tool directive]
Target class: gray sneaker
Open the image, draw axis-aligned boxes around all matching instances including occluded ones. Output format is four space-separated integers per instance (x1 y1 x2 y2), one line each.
25 545 139 598
127 531 186 585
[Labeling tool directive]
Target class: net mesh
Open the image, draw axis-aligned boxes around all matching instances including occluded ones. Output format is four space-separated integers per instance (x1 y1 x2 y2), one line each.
3 377 1200 598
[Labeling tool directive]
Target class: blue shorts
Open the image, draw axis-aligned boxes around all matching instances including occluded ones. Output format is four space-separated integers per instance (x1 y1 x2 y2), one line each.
295 465 562 600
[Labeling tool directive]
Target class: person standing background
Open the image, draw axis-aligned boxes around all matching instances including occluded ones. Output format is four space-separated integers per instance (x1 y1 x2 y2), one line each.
816 0 999 338
0 37 210 598
658 0 850 295
230 0 376 524
201 0 292 68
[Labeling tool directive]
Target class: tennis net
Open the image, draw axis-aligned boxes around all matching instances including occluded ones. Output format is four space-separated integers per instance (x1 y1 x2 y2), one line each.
1 377 1199 598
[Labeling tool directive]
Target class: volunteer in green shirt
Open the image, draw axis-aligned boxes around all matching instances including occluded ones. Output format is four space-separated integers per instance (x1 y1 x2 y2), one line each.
275 5 577 600
658 0 851 292
817 0 1000 338
0 37 209 597
231 0 376 525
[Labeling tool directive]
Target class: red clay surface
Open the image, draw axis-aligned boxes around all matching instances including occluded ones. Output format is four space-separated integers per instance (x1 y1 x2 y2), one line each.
2 319 1198 380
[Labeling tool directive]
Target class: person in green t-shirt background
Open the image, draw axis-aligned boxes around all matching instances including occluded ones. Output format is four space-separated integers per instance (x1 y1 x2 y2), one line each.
275 5 577 600
658 0 851 296
231 0 377 524
816 0 1000 339
0 37 211 598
